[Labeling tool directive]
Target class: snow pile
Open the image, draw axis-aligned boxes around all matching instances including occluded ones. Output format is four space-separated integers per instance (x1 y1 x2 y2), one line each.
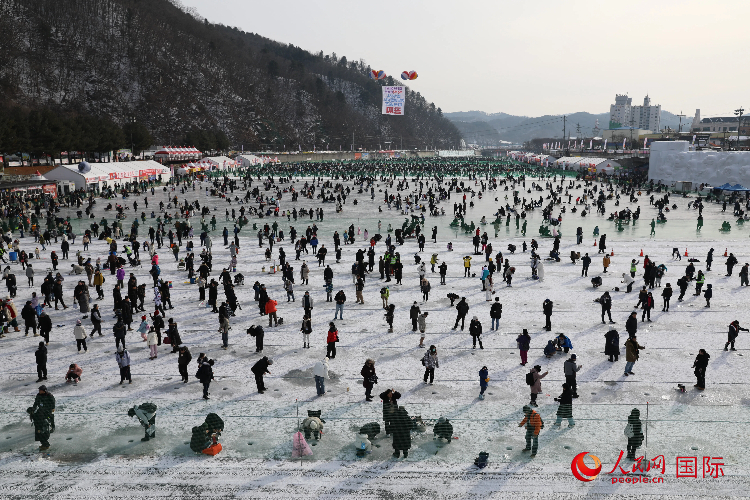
650 140 750 186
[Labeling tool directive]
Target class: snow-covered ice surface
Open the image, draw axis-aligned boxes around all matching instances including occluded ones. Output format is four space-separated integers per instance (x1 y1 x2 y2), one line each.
2 174 750 498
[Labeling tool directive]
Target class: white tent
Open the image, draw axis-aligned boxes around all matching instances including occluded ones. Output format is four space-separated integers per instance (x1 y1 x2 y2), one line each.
204 156 237 170
44 160 171 190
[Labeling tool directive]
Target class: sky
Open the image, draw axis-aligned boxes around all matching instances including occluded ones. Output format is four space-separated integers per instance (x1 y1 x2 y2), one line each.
179 0 749 118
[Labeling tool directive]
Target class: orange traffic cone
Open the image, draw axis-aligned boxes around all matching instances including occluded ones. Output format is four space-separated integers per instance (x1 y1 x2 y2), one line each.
684 248 688 257
594 240 597 247
725 248 728 257
639 249 643 257
610 249 614 256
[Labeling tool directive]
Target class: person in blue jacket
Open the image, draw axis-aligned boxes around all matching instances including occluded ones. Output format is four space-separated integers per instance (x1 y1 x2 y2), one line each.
556 333 573 354
479 366 489 400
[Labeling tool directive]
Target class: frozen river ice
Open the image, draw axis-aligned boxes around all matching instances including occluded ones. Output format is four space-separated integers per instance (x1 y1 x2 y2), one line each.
1 172 748 498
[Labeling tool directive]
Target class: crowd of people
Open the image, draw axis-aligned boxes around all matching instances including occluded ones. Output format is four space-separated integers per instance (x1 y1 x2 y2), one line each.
3 157 737 462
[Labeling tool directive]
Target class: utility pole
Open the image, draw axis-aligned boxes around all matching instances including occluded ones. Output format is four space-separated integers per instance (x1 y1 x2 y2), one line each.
676 111 685 134
562 115 567 154
735 107 745 151
629 115 636 152
576 123 582 151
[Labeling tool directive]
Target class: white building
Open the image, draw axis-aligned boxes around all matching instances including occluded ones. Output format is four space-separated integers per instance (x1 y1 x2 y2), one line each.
44 161 171 191
609 95 632 129
690 109 742 133
649 141 750 186
609 94 661 132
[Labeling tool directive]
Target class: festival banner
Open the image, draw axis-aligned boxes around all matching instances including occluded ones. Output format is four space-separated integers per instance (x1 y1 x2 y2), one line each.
382 86 405 115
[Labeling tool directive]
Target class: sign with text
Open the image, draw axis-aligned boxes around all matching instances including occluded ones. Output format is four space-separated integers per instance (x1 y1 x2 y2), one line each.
382 86 405 115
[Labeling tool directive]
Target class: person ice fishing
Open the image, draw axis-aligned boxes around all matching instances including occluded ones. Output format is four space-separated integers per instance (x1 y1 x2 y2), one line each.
542 298 553 331
605 329 620 362
725 320 749 351
519 405 543 458
552 383 575 428
27 385 55 451
189 413 224 455
692 349 710 390
391 406 412 459
128 402 157 441
624 408 644 460
563 354 581 398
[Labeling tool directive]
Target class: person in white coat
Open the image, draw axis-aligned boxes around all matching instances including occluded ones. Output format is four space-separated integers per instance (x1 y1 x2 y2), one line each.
313 357 329 396
147 327 158 359
537 260 545 282
73 319 87 353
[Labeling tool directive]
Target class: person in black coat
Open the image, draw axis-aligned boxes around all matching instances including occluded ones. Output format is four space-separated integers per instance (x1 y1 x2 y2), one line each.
121 298 133 330
543 299 553 331
693 349 710 390
726 253 738 276
379 388 400 434
725 320 749 351
21 301 37 336
52 279 65 309
452 297 469 330
113 320 127 350
35 342 47 382
178 345 192 383
553 383 574 427
41 278 52 307
490 297 502 330
159 281 173 309
197 359 215 399
251 356 273 394
661 283 673 311
469 316 483 349
676 276 689 301
598 291 614 324
38 312 52 344
625 311 638 337
625 408 644 460
167 318 181 352
90 304 102 336
409 302 420 331
391 406 412 458
581 253 591 276
208 280 219 313
361 359 376 401
604 329 620 362
151 311 164 344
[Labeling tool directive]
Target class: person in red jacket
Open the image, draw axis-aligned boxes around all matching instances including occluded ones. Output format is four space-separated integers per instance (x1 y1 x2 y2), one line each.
326 322 338 359
265 298 278 327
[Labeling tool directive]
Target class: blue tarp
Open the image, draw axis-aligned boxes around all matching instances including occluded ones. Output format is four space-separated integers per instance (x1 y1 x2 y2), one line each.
713 183 750 191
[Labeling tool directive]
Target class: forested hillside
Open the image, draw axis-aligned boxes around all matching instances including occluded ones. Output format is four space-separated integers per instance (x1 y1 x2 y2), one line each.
0 0 460 153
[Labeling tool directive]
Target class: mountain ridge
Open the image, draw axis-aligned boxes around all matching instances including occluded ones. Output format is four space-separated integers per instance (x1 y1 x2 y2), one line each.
0 0 460 152
445 109 686 146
